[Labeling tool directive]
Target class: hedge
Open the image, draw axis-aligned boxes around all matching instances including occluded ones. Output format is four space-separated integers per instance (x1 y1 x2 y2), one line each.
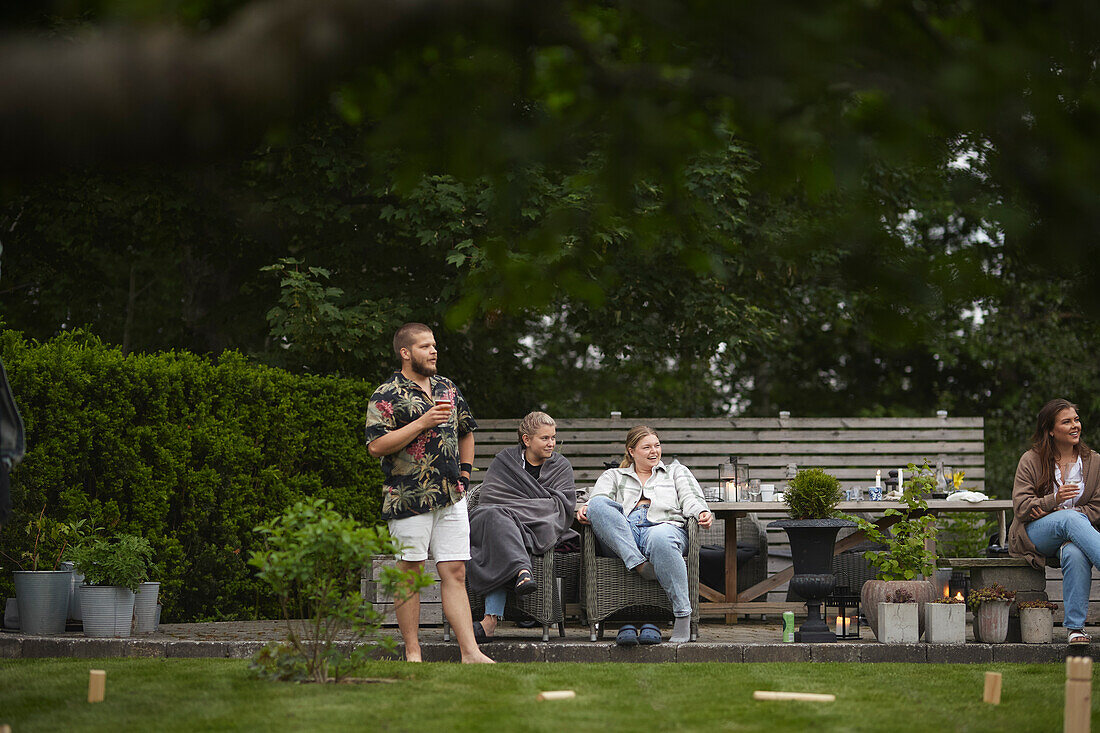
0 330 384 622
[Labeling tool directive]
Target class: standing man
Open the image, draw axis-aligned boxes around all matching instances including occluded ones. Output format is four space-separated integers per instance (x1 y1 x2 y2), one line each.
365 323 493 664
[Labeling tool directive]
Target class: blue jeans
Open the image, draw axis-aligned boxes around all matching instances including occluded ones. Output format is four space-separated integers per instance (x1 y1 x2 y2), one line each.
586 495 691 617
1025 509 1100 630
484 588 506 618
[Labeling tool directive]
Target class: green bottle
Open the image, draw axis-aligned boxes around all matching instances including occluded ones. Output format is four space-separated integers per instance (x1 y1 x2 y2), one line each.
782 611 795 643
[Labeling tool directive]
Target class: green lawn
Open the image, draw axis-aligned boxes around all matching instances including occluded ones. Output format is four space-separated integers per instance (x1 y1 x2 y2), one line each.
0 658 1091 732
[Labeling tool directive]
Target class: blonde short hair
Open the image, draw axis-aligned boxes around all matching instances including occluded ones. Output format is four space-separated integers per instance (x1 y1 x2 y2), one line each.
518 411 556 443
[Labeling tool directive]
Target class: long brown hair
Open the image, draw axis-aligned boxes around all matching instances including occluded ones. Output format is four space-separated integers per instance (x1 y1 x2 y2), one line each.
620 425 659 469
1031 398 1089 493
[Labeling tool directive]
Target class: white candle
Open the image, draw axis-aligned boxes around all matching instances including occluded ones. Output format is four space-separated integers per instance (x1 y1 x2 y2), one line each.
898 468 904 493
835 615 843 635
875 470 881 488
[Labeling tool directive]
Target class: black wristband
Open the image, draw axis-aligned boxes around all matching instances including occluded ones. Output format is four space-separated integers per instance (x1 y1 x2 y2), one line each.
458 475 470 491
460 462 473 476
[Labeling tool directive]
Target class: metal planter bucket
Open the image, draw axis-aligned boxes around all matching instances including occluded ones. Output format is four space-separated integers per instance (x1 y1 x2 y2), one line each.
59 561 85 621
78 585 135 638
13 570 72 635
133 582 160 634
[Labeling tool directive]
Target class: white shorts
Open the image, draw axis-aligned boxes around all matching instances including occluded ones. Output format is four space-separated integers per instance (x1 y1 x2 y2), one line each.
387 498 470 563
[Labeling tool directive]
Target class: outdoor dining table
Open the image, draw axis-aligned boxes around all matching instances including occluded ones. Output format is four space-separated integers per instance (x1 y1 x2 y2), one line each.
703 498 1014 621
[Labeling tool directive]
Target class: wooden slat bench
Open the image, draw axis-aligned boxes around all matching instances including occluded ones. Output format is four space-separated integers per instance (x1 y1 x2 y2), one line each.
475 413 987 621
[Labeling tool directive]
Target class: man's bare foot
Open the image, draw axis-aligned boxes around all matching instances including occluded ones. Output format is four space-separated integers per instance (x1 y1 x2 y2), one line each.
461 649 495 664
403 645 422 662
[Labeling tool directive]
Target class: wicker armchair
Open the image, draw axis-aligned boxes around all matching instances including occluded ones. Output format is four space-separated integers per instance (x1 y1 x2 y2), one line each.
444 486 579 642
581 516 700 641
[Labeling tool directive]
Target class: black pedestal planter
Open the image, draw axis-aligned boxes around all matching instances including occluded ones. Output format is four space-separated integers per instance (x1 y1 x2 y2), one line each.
768 517 855 643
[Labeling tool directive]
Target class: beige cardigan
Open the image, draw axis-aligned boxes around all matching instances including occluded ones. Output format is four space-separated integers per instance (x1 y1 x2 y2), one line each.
1009 448 1100 569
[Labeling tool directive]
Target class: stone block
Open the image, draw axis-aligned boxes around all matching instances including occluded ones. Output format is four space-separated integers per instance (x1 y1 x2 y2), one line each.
484 643 546 663
23 638 128 658
743 644 810 663
971 566 1046 593
121 640 166 658
544 643 610 663
420 642 461 662
993 644 1067 663
226 641 266 659
0 636 22 658
676 643 744 663
609 644 678 663
809 644 861 662
165 641 228 658
927 645 992 664
859 644 927 663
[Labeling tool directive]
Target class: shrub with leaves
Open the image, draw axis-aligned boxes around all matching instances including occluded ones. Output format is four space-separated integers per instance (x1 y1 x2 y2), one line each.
966 583 1016 612
846 469 938 581
248 499 431 683
69 534 154 592
0 328 385 622
784 468 843 519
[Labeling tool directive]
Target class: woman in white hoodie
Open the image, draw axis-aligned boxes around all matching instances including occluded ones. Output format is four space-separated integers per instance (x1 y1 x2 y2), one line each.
576 425 712 643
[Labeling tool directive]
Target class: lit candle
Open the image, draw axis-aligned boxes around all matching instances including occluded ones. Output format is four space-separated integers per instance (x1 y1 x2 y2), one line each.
875 470 881 488
835 615 843 635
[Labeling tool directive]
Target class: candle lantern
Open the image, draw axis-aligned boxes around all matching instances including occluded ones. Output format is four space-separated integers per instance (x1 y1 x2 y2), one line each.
719 456 750 501
933 568 953 600
824 591 862 640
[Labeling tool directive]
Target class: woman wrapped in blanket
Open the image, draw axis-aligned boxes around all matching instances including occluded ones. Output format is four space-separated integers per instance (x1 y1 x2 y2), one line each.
575 425 713 644
466 412 576 642
1010 398 1100 645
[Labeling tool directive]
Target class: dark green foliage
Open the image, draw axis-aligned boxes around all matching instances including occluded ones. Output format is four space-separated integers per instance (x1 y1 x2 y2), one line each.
69 534 153 592
847 468 938 581
783 468 843 520
0 329 384 621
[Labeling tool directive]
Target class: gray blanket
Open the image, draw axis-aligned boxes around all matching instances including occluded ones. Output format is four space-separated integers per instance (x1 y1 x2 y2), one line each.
467 445 577 594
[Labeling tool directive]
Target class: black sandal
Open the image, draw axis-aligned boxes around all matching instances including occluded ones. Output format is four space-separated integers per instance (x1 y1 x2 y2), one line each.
473 621 495 644
514 569 537 596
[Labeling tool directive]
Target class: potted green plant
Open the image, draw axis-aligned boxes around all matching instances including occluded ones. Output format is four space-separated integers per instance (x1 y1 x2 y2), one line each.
69 534 153 638
768 468 853 643
848 462 938 640
925 594 966 645
1 506 84 635
877 588 919 643
967 583 1016 644
1018 599 1057 644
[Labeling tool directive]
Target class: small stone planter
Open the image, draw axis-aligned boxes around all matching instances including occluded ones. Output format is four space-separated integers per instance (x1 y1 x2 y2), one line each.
877 602 919 643
1019 606 1054 644
925 602 966 645
973 600 1011 644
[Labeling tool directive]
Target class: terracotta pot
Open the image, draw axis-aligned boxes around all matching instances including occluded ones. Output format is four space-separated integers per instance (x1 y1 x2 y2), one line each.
974 600 1011 643
861 579 936 641
1019 607 1053 644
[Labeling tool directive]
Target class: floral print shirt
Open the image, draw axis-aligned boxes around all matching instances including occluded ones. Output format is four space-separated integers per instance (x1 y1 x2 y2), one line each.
364 372 477 521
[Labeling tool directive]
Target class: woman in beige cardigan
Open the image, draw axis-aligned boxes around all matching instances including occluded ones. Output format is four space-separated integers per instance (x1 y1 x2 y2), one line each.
1010 398 1100 644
